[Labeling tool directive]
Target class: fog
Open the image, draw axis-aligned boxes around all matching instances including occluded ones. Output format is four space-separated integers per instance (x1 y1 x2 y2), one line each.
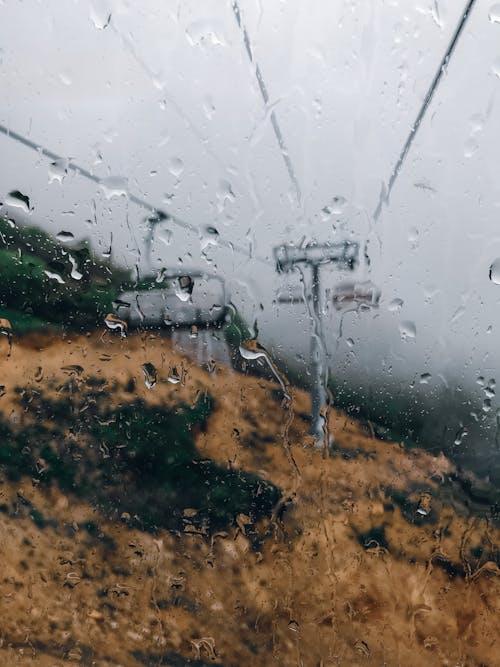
2 0 500 475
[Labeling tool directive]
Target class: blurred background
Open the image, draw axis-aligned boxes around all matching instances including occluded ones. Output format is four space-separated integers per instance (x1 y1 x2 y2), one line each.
1 0 500 480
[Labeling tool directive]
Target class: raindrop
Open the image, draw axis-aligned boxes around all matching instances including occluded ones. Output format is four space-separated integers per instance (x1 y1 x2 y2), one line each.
89 2 111 29
388 298 404 312
175 275 194 302
68 254 83 280
239 339 291 402
416 492 432 516
168 367 181 384
34 367 43 382
4 190 30 213
56 230 75 243
190 325 198 339
454 426 468 446
419 372 431 384
59 71 72 86
185 20 226 47
399 321 416 340
492 57 500 78
158 228 173 247
464 137 479 158
141 363 157 389
99 176 128 200
48 158 69 184
408 227 419 247
354 640 370 657
61 364 84 376
200 225 219 251
216 180 235 210
321 195 346 219
168 157 184 178
43 270 65 284
489 3 500 23
203 95 216 120
104 313 127 337
489 258 500 284
288 620 299 633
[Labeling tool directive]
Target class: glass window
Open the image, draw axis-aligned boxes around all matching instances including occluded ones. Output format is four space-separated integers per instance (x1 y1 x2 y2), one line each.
1 1 499 664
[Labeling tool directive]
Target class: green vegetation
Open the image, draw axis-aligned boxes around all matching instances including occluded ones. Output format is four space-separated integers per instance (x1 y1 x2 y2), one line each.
0 380 280 533
224 304 252 348
0 216 130 332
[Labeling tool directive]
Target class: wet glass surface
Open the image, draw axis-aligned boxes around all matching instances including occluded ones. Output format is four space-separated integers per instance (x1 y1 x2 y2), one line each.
1 1 500 665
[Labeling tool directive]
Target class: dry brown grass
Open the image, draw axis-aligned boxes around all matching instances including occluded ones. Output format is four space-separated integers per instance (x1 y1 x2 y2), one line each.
0 331 498 666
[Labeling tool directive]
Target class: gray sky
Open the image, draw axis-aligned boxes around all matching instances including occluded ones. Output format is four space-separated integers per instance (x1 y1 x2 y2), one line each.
1 0 500 407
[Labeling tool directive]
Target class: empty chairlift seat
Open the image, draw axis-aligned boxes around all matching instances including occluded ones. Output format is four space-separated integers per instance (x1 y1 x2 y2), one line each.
115 271 228 328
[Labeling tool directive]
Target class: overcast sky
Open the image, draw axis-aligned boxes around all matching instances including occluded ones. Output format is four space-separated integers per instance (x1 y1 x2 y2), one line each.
1 0 500 411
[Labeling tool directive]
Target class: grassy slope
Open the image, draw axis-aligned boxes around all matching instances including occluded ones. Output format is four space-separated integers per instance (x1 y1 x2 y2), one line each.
0 332 499 665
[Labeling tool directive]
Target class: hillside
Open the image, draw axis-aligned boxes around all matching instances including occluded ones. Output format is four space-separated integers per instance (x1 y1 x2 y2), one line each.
0 329 499 666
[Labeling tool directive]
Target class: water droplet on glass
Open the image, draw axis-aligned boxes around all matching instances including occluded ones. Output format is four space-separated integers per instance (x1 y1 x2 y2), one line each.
99 176 128 200
61 364 84 377
158 228 173 247
168 367 181 384
216 180 235 210
59 70 72 86
68 254 83 280
168 157 184 178
104 313 127 337
288 620 299 633
492 57 500 78
175 275 194 302
190 325 198 339
141 362 157 389
416 492 432 516
43 270 65 284
56 230 74 243
454 426 468 446
89 2 111 29
489 3 500 23
322 195 346 219
354 640 370 657
489 258 500 284
408 227 419 247
399 321 416 340
185 20 226 48
388 298 404 312
203 95 216 120
4 190 30 213
200 225 219 251
48 158 69 184
420 372 431 384
464 137 479 158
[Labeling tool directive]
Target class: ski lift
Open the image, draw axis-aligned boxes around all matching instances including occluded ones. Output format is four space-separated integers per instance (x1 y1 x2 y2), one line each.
115 271 228 328
331 280 381 311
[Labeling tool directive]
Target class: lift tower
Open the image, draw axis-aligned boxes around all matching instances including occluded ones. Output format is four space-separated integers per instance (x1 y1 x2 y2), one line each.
274 241 359 441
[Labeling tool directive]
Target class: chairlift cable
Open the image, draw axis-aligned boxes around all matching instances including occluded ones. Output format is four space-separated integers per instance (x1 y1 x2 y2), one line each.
0 121 271 265
231 1 302 206
373 0 478 222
